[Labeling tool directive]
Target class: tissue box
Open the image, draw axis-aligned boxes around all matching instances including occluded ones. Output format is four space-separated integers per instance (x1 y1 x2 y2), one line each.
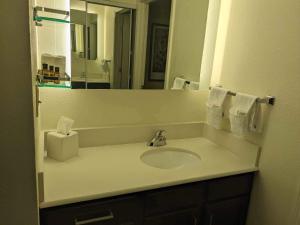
47 131 79 161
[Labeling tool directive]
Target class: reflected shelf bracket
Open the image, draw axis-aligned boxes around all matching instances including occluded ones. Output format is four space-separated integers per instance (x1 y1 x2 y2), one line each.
33 6 70 26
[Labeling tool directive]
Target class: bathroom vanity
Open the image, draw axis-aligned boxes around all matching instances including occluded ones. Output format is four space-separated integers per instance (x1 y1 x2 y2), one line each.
41 173 253 225
38 124 260 225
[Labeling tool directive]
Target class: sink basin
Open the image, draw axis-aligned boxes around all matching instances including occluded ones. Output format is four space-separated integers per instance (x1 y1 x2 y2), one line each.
140 147 201 169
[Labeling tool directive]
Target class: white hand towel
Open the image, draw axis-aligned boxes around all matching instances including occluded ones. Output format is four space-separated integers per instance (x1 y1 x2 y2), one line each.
207 105 224 129
207 87 229 107
206 87 229 129
57 116 74 135
187 81 200 90
229 93 258 136
250 103 263 133
172 77 186 90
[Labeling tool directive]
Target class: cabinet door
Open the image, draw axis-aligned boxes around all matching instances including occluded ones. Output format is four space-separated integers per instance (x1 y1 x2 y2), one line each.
144 209 200 225
203 197 249 225
207 174 253 202
40 197 142 225
144 183 205 216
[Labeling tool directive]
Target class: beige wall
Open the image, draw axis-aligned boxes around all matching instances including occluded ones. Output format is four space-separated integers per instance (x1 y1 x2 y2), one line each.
210 0 232 87
199 0 221 90
0 0 38 225
212 0 300 224
167 0 209 87
40 88 207 130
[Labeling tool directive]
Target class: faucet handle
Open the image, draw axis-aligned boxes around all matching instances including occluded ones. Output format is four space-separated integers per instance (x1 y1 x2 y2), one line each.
147 130 167 147
156 130 167 137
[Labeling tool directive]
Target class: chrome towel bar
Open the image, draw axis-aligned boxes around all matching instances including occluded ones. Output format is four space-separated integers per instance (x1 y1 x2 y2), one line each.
209 87 276 105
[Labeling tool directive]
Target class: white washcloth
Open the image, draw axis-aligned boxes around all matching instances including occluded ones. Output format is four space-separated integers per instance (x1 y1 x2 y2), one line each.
172 77 186 90
206 87 229 129
187 81 200 90
229 93 258 136
57 116 74 135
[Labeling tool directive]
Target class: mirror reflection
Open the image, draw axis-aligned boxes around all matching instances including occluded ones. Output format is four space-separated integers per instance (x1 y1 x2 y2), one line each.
71 11 98 60
71 1 137 89
69 0 212 90
144 0 171 89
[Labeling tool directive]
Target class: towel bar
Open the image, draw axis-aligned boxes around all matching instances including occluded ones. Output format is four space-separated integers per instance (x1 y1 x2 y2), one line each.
209 87 275 105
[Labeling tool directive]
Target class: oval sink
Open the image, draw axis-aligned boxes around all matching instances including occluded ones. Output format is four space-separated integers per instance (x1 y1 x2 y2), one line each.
141 147 201 169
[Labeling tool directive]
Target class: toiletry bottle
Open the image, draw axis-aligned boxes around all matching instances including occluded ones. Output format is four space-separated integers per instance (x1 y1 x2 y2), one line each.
54 67 60 84
42 63 48 75
42 63 49 83
49 66 54 76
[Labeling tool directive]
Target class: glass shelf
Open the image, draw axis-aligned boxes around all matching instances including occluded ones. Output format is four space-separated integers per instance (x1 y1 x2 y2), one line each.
38 82 71 89
34 16 70 24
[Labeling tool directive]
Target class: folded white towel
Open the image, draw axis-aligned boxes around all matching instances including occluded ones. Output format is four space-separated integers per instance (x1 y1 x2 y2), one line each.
207 105 224 129
187 81 200 90
172 77 186 90
206 87 229 129
250 102 263 133
229 93 258 136
207 87 229 107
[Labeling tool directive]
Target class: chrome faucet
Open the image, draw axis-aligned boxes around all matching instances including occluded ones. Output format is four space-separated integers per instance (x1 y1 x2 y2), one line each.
147 130 167 147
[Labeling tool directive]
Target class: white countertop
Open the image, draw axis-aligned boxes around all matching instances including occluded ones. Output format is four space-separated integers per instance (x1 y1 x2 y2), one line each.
41 137 258 208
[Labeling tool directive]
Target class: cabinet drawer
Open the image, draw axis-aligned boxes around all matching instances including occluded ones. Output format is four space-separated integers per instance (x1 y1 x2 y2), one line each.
207 174 253 202
145 183 205 216
40 196 142 225
144 208 199 225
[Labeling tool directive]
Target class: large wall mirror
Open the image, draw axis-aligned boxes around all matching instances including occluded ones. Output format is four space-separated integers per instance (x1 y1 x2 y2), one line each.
36 0 220 90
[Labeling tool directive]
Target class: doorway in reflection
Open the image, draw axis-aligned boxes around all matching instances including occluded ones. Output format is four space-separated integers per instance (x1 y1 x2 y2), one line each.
70 0 136 89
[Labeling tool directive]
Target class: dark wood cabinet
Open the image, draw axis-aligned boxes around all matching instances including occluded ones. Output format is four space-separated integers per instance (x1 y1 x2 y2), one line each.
203 197 249 225
40 173 254 225
144 208 200 225
144 183 205 216
40 196 142 225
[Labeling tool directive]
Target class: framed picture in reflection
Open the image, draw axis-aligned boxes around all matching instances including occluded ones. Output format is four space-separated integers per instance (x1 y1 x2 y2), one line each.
149 24 169 81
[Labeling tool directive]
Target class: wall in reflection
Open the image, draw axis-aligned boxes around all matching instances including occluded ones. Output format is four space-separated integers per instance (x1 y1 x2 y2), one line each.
167 0 210 90
143 0 171 89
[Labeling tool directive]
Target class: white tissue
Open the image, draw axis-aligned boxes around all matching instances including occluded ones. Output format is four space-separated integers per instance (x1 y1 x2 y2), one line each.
57 116 74 135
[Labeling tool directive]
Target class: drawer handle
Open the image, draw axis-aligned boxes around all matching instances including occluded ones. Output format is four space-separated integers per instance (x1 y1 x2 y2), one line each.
75 211 114 225
209 214 214 225
193 216 198 225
